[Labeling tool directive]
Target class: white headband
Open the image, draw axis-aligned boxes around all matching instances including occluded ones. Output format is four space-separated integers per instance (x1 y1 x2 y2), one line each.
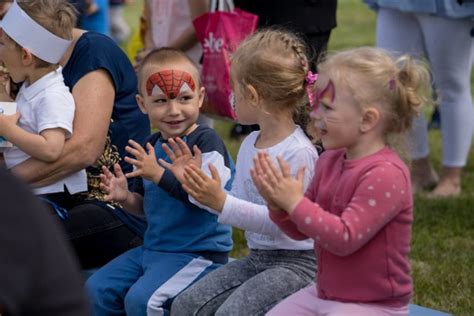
1 1 72 64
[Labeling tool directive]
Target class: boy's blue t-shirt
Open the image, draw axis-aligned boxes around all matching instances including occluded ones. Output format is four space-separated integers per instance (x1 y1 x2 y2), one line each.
62 31 150 184
133 125 234 254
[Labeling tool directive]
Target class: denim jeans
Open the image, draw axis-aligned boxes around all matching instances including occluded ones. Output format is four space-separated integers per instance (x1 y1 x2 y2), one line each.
42 193 143 269
170 249 316 316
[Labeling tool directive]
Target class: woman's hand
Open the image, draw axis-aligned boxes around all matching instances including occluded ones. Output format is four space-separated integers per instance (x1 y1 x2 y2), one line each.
251 152 305 214
124 139 164 183
182 164 226 212
159 137 202 184
99 163 130 203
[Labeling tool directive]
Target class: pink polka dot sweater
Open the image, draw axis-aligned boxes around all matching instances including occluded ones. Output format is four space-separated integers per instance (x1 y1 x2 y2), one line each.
270 147 413 307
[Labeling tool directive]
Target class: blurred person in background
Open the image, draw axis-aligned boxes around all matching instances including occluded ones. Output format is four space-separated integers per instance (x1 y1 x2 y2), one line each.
74 0 109 35
230 0 338 139
365 0 474 197
109 0 133 44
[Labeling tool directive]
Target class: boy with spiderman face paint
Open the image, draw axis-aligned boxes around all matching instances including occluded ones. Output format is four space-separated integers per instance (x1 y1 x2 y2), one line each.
86 48 234 316
140 68 201 143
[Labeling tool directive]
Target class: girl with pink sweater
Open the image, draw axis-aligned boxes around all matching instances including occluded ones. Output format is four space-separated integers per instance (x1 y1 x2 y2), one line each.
252 47 433 315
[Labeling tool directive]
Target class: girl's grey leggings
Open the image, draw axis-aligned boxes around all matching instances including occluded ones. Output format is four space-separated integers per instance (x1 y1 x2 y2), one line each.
171 248 316 316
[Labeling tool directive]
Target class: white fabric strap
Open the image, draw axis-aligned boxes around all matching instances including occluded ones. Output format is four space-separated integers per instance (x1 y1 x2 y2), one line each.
146 257 213 315
210 0 234 12
1 1 71 64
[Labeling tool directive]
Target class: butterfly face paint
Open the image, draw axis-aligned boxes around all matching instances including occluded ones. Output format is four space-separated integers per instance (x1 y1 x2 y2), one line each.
314 79 335 113
312 79 336 133
146 70 196 99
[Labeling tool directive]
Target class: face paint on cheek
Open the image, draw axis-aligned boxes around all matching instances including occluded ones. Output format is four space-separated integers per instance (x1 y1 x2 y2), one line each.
146 69 196 98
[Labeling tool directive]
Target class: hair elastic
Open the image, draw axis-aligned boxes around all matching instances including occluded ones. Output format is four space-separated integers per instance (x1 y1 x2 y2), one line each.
305 70 318 109
389 78 396 90
0 1 72 64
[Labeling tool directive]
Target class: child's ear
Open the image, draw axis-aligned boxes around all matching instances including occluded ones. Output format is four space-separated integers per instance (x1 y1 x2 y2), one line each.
197 86 205 109
136 94 148 114
245 84 259 106
21 48 34 66
360 107 380 133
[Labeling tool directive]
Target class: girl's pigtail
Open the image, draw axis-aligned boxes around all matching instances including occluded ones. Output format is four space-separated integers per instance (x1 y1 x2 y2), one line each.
391 55 432 134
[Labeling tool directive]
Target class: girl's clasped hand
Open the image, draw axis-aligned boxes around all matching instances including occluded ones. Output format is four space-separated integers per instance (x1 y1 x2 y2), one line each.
251 152 306 213
158 137 226 212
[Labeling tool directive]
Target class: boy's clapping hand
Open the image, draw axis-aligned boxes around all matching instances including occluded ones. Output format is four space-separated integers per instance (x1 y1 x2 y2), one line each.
124 139 164 183
100 164 129 203
160 137 202 184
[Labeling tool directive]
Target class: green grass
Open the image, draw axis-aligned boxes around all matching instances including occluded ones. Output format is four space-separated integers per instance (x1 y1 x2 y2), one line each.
124 1 474 314
410 196 474 314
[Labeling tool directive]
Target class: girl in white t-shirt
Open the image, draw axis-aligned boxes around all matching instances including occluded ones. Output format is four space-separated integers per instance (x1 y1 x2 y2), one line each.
164 29 320 315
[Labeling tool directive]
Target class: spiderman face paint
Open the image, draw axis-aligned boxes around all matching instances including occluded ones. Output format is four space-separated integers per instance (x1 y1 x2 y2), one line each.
146 70 196 99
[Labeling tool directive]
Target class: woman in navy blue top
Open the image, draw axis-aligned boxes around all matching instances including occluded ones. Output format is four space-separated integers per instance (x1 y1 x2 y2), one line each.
12 29 150 268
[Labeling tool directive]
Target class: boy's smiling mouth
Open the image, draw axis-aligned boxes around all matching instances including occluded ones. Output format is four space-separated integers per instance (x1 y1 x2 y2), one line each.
165 120 184 125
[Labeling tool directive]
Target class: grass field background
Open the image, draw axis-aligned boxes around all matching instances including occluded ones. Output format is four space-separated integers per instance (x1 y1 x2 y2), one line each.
123 1 473 314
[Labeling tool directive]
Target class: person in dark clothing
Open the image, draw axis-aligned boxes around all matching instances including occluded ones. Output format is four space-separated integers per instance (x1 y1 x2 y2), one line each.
230 0 338 139
0 167 90 316
236 0 337 67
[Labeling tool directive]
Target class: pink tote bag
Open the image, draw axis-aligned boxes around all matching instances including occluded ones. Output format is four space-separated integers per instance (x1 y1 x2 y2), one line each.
193 0 258 120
